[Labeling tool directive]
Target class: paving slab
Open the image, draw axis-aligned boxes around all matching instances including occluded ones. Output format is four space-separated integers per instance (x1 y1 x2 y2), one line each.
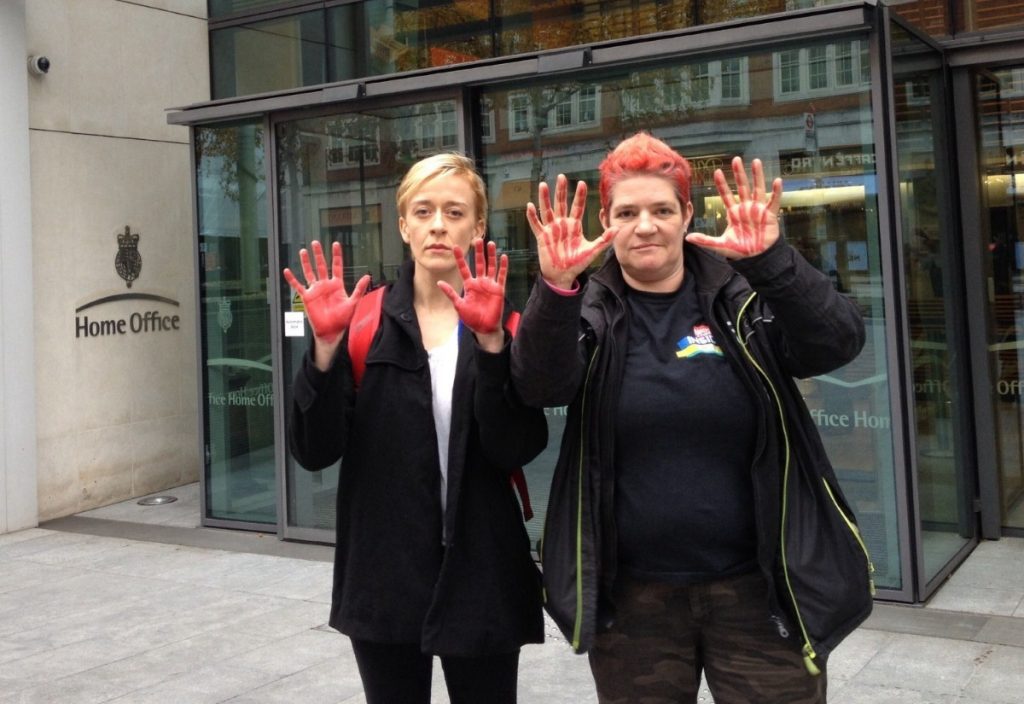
851 634 991 697
0 518 1019 703
960 643 1024 704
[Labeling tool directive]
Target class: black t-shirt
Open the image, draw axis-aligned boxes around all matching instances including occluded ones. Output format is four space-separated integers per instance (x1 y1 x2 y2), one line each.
614 270 759 584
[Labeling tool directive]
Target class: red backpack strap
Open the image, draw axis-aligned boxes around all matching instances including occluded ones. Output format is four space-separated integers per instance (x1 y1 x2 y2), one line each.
511 467 533 521
504 310 521 337
347 286 385 389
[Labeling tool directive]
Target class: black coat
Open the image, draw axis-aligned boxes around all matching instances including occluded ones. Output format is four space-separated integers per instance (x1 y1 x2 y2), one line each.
289 259 547 656
511 240 873 671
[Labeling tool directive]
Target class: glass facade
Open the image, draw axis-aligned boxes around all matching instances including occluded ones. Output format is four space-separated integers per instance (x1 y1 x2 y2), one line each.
893 0 1024 35
890 22 975 582
209 0 294 18
210 0 873 100
977 65 1024 532
211 10 328 99
276 99 462 537
181 0 1024 601
208 1 1024 99
961 0 1024 32
477 39 903 586
195 120 276 525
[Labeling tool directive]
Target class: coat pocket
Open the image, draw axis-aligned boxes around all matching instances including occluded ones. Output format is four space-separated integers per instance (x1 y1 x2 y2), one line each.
778 460 874 668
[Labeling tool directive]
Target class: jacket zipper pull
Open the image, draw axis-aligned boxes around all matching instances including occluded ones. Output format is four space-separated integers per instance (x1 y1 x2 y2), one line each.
802 643 821 676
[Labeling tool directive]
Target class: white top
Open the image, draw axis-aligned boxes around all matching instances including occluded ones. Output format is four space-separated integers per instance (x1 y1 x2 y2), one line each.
427 324 460 529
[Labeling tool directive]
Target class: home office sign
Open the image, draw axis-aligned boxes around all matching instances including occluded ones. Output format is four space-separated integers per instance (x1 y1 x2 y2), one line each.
74 227 182 339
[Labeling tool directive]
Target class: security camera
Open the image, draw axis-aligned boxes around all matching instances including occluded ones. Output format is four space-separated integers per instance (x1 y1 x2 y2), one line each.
28 56 50 75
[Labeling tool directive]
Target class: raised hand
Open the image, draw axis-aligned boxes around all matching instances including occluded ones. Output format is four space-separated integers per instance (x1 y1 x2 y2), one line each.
283 240 370 345
438 238 508 336
526 174 617 289
686 157 783 259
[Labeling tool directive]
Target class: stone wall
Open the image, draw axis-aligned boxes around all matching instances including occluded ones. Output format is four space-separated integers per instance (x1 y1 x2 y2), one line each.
27 0 209 520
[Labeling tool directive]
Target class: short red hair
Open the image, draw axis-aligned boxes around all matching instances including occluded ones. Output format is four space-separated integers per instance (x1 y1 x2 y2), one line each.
598 132 692 210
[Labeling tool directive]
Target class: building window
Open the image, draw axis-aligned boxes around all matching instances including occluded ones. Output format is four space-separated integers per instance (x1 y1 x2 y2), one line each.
773 40 871 101
780 50 802 95
579 86 597 122
691 62 712 103
809 46 829 90
681 59 750 107
441 106 458 146
905 76 932 106
510 94 532 136
479 98 496 144
721 58 742 100
620 60 749 124
1001 67 1024 97
836 42 854 86
420 115 435 149
326 118 381 170
507 86 602 139
414 104 458 152
554 94 573 128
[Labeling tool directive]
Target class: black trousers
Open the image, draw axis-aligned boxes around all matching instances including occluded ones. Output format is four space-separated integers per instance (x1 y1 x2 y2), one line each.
350 638 520 704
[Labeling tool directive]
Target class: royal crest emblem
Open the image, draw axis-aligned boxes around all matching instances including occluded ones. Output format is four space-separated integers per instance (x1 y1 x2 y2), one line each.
115 226 142 288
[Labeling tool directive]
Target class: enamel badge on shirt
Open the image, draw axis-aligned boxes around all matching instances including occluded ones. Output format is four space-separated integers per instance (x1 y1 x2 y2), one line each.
677 324 723 358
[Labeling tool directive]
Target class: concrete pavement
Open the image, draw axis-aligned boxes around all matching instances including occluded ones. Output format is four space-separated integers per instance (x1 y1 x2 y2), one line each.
1 484 1023 703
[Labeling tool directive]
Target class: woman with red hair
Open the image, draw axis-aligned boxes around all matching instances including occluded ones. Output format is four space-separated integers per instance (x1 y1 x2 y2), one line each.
511 132 873 703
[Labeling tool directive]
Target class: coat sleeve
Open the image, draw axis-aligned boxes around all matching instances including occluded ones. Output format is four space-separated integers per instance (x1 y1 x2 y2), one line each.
730 239 866 379
287 339 355 470
474 332 550 471
509 277 589 409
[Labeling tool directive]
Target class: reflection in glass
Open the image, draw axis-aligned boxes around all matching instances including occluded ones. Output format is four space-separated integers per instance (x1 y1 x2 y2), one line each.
327 4 367 82
211 11 327 99
479 41 901 585
891 22 973 581
196 121 275 524
208 0 289 19
366 0 492 74
884 1 950 38
210 1 892 100
494 0 695 53
977 66 1024 532
703 0 784 24
955 0 1024 34
276 100 461 534
215 1 824 99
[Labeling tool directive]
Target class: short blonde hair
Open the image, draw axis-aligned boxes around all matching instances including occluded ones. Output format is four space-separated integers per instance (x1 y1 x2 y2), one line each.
396 152 488 225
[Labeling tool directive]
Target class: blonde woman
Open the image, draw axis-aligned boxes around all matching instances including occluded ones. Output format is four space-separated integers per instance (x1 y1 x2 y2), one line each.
285 153 546 704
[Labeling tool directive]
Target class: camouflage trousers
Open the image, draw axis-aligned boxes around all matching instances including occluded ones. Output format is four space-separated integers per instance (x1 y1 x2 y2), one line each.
588 571 827 704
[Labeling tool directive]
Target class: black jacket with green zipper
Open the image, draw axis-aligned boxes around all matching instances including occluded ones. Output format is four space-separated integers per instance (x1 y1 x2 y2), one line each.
510 239 874 673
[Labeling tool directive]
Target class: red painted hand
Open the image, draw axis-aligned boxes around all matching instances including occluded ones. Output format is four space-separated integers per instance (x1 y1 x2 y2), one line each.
686 157 783 259
438 238 507 335
282 240 370 344
526 174 617 289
